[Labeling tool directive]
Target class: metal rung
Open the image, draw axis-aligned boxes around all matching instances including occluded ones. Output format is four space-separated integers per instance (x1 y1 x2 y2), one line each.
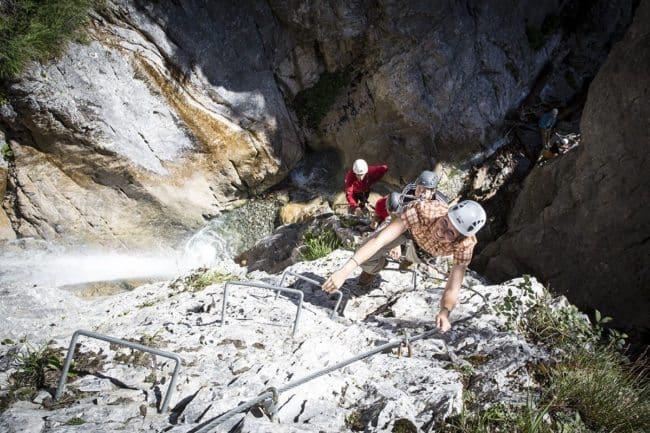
277 270 343 318
194 327 440 431
221 281 304 337
54 330 182 413
384 258 417 291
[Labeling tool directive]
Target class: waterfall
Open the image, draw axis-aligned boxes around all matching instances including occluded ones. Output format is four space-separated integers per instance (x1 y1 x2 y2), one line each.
0 199 280 292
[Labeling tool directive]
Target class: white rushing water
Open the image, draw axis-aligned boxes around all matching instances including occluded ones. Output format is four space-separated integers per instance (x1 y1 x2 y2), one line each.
0 200 279 291
0 151 341 291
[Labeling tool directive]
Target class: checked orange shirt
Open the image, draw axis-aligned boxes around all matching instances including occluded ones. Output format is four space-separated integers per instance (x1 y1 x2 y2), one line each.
400 200 477 266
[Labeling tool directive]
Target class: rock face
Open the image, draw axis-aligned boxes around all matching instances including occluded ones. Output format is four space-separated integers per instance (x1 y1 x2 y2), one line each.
0 0 637 249
271 0 563 178
0 251 552 432
0 132 15 241
0 0 303 247
475 0 650 333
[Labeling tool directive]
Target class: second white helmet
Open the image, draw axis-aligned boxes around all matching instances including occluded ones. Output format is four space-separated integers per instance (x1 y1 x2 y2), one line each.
448 200 486 237
352 159 368 175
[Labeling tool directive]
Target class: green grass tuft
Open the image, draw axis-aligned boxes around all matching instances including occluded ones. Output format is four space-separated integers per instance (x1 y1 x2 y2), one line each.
0 0 97 80
186 270 238 292
64 417 85 425
300 227 344 261
11 344 63 390
551 347 649 433
452 278 649 433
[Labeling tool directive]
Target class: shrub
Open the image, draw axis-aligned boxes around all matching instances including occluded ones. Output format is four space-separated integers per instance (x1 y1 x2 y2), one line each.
551 347 649 433
11 344 63 390
438 398 554 433
0 0 96 80
489 278 648 433
524 296 598 349
300 227 344 261
495 275 600 349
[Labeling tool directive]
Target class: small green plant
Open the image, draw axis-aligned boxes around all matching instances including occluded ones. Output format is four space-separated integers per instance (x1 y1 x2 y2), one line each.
524 297 598 349
300 227 344 261
64 417 85 425
438 397 554 433
592 309 629 350
11 344 63 390
180 269 238 292
0 0 97 80
495 275 537 331
144 371 157 383
345 410 365 431
1 142 13 160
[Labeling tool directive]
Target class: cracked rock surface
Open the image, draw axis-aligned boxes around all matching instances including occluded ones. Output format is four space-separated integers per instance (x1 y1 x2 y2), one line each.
0 250 550 432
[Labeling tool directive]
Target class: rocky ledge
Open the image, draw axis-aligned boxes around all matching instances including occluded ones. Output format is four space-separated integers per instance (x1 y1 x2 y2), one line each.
0 249 586 432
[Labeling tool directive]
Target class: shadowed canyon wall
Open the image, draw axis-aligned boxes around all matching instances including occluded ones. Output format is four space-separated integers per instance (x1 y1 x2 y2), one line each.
476 0 650 333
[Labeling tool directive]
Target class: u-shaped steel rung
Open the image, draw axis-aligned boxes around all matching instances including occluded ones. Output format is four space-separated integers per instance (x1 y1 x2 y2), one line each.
54 330 182 413
221 281 304 337
384 258 417 291
277 270 343 318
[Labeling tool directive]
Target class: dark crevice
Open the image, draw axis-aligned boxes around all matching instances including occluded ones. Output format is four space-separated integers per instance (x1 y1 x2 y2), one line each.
293 399 307 422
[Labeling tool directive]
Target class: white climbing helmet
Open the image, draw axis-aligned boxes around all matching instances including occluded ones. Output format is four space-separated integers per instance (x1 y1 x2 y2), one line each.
448 200 486 237
352 159 368 175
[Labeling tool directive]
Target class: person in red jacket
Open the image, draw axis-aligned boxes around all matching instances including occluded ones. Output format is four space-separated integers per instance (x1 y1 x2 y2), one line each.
345 159 389 216
370 192 401 230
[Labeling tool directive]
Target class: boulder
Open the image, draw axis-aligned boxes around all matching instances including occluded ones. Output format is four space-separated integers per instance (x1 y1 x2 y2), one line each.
279 197 332 224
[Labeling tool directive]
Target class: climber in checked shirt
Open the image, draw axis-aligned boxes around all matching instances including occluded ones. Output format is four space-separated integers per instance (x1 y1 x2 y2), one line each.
344 159 389 216
322 199 486 333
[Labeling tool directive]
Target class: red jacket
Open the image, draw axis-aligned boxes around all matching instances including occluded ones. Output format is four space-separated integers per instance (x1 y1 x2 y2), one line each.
374 195 389 222
344 164 389 208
